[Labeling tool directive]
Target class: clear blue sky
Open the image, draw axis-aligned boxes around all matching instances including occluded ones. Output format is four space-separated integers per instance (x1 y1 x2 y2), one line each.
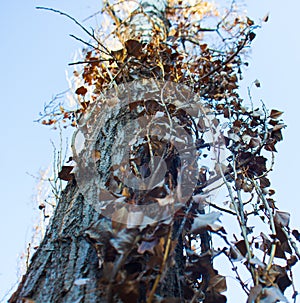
0 0 299 302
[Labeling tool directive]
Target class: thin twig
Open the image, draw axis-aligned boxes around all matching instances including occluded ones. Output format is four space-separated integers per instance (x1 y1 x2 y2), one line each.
36 6 111 56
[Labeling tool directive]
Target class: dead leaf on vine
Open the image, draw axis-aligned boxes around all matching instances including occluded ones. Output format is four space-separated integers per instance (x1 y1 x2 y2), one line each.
116 280 139 303
110 228 138 254
247 285 262 303
111 48 127 61
125 39 143 57
270 109 283 119
262 13 269 22
81 101 90 110
247 17 254 26
138 238 159 254
274 211 290 227
155 194 174 206
254 79 261 87
75 86 88 96
203 291 227 303
260 286 288 303
207 274 227 293
292 229 300 242
191 212 222 234
234 240 247 257
92 150 101 161
58 166 74 181
126 211 146 228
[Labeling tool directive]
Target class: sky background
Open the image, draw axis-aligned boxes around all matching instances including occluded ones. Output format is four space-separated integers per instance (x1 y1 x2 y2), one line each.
0 1 299 302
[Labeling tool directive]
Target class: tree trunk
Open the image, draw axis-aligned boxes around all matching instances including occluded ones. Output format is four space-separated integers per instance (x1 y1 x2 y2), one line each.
10 2 177 303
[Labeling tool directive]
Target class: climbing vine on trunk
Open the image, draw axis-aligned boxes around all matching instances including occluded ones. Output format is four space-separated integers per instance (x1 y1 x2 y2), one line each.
11 1 299 303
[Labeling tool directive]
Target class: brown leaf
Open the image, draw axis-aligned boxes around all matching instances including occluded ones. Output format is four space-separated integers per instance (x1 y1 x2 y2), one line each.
207 275 227 293
155 194 174 206
58 166 74 181
190 212 222 234
270 109 284 119
249 32 256 41
274 211 290 227
200 44 208 51
247 285 262 303
262 13 269 22
203 291 227 303
287 255 298 268
110 228 139 254
80 101 90 110
111 48 127 61
75 86 88 96
260 286 288 303
292 229 300 242
116 280 139 303
235 240 247 257
125 40 143 57
247 17 254 26
254 79 261 87
138 238 159 254
229 245 244 261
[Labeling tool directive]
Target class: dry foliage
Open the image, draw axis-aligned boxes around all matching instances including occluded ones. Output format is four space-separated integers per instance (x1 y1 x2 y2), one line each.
33 1 299 302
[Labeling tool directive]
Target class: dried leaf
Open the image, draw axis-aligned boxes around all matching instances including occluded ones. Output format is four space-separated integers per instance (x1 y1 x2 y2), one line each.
203 291 227 303
270 109 284 119
116 280 139 303
125 39 143 57
58 166 74 181
260 286 288 303
249 257 266 269
247 285 262 303
234 240 247 257
274 211 290 227
126 211 145 228
155 194 174 206
249 32 256 41
207 275 227 293
138 238 159 254
254 79 261 87
191 212 222 233
110 228 138 254
247 17 254 26
92 149 101 161
262 13 269 22
200 44 208 51
292 229 300 242
111 48 127 61
229 245 244 261
75 86 88 96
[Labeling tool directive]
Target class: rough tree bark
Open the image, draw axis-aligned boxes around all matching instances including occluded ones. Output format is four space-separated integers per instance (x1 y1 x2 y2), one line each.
10 1 178 303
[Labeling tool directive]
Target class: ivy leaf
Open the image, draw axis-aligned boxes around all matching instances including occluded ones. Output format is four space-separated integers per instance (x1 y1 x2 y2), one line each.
207 275 227 293
270 109 284 119
260 286 288 303
58 166 74 181
191 212 222 233
274 211 290 227
262 13 269 23
125 39 143 57
75 86 88 96
247 285 262 303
